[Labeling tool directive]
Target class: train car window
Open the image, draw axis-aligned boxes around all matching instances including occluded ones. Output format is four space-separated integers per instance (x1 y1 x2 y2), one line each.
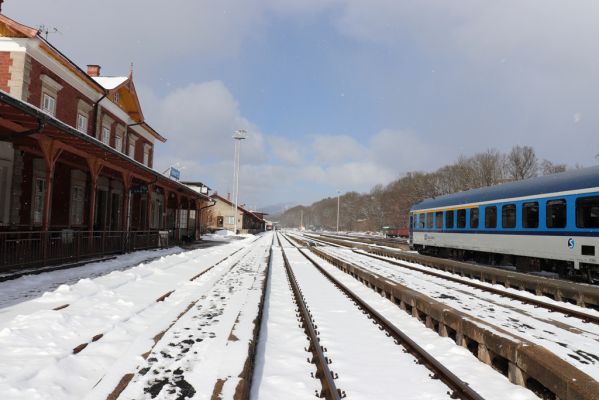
418 214 425 228
457 209 466 228
427 212 434 228
435 212 443 229
445 210 454 229
576 196 599 228
485 206 497 228
522 202 539 228
470 208 479 228
502 204 516 228
546 199 567 228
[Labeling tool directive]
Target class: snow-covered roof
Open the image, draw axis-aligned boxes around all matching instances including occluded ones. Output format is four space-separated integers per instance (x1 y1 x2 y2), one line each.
92 76 128 90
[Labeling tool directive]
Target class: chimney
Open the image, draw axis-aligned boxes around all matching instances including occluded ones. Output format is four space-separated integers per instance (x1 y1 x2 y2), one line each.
87 64 101 77
0 1 4 13
227 192 231 201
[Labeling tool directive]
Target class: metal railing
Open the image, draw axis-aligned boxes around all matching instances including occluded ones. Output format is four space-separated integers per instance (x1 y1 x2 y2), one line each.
0 230 170 272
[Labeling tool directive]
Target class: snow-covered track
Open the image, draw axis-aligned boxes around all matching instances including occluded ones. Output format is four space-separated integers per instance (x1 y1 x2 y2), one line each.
277 234 343 400
304 232 599 309
279 233 483 400
288 234 599 400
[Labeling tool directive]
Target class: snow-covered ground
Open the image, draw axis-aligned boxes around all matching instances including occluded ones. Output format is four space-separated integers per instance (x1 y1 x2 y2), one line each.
0 234 271 400
320 245 599 381
0 247 185 309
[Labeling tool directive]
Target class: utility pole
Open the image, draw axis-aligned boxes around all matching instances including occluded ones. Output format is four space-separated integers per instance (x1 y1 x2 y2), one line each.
300 209 303 230
336 190 340 232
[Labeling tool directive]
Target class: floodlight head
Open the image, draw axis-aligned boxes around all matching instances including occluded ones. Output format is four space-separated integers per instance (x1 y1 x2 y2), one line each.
233 129 247 140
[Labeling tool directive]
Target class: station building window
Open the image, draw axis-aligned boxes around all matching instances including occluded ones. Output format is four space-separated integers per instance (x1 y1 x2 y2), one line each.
435 212 443 229
445 210 454 229
470 208 479 228
522 202 539 228
502 204 516 228
41 93 56 116
457 209 466 228
485 206 497 228
576 196 599 228
426 212 433 229
546 199 567 228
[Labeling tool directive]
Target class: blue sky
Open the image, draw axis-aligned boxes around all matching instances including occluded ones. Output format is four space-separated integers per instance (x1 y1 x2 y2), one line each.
6 1 599 209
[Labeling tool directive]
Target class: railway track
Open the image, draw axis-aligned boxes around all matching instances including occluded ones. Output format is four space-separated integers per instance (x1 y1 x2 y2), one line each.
277 233 486 400
287 232 599 400
304 232 599 310
305 234 599 324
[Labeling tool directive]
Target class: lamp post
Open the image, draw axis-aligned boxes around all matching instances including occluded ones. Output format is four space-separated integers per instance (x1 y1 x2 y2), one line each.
232 129 247 234
336 190 340 232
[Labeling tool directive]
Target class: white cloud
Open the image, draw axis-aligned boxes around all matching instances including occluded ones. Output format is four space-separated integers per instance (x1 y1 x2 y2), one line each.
312 135 366 165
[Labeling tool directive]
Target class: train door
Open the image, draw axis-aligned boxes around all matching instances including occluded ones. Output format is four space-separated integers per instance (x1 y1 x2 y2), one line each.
409 213 414 246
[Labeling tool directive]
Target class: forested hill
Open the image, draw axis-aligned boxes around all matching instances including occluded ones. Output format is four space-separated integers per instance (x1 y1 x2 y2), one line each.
278 146 572 231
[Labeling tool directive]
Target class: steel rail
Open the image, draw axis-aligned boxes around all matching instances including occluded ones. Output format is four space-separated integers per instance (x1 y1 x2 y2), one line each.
302 232 599 324
276 234 343 400
350 249 599 325
280 233 485 400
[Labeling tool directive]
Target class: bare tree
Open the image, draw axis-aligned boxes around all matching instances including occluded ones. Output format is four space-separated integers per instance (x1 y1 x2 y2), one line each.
470 149 505 187
505 145 538 180
540 160 567 175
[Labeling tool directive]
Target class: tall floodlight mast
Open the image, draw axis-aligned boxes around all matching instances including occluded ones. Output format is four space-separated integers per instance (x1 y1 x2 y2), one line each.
232 129 247 234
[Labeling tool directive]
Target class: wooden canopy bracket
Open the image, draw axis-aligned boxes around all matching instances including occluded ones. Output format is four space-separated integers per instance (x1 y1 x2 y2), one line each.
37 136 63 171
86 157 104 183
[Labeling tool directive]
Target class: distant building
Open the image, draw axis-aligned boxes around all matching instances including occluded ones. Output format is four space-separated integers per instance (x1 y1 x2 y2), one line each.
0 11 209 270
207 193 266 234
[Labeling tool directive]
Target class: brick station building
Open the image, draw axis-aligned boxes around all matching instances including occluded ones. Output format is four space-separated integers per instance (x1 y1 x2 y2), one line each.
0 12 209 270
206 193 266 234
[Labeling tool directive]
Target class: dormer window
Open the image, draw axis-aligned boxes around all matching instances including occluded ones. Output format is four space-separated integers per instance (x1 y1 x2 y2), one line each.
114 92 120 104
41 93 56 116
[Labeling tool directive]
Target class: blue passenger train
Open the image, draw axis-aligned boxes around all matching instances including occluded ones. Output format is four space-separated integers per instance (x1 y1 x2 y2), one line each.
409 165 599 282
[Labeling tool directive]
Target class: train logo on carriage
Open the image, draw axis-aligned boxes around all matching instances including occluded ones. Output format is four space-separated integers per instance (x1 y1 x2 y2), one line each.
567 238 575 251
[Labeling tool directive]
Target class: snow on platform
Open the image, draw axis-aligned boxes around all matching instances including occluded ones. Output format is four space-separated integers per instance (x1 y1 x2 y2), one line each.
0 234 271 400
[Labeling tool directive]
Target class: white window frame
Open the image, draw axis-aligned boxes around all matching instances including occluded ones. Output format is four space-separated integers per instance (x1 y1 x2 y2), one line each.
0 160 11 225
76 99 92 134
225 216 235 225
40 74 63 117
32 177 45 225
102 126 111 146
128 136 137 158
143 144 150 166
76 113 88 133
41 93 56 116
69 185 85 226
115 135 123 153
179 209 188 229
